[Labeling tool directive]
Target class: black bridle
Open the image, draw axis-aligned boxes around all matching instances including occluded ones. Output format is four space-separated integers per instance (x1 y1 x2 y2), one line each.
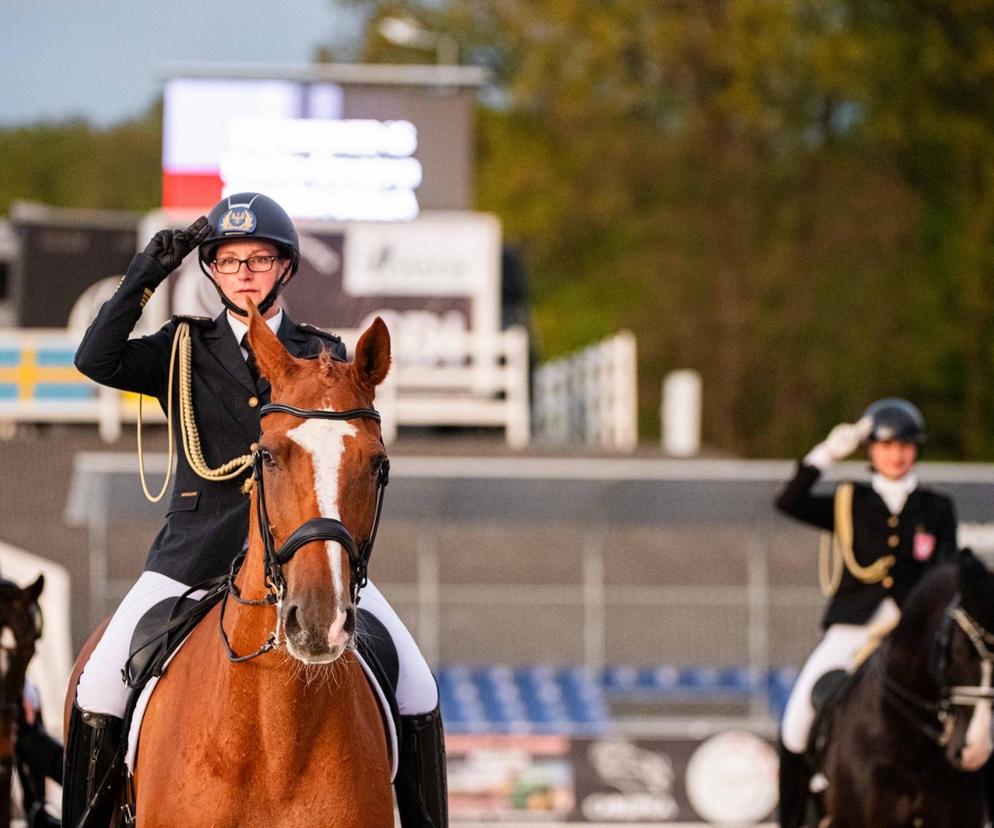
877 595 994 747
220 403 389 663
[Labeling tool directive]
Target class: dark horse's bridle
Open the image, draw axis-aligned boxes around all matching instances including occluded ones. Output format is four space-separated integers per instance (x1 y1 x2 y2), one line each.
220 403 389 663
877 596 994 747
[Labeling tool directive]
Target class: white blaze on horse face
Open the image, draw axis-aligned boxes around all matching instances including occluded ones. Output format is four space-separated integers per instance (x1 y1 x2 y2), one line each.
287 417 358 648
961 660 993 771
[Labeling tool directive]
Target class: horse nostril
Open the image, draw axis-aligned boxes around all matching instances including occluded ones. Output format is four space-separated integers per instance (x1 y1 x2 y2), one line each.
284 604 301 636
344 606 356 636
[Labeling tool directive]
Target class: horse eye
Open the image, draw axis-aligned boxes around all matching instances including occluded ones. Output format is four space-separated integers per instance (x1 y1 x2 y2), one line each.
260 448 277 467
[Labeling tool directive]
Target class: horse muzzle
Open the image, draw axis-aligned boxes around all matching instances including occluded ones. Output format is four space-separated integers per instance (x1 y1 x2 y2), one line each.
282 600 356 664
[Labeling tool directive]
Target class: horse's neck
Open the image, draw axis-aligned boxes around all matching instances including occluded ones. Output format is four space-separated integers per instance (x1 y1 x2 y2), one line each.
882 598 945 693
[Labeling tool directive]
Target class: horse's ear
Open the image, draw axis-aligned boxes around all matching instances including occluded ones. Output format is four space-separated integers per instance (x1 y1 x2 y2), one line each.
959 549 994 625
958 548 988 583
350 317 391 391
246 300 295 385
27 574 44 602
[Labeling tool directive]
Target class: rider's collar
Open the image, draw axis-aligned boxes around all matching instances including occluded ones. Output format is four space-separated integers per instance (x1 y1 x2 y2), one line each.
871 471 918 515
227 309 283 353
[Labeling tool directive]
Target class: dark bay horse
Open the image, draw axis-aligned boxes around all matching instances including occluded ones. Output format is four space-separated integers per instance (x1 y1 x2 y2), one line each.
0 575 44 828
72 309 395 827
816 550 994 827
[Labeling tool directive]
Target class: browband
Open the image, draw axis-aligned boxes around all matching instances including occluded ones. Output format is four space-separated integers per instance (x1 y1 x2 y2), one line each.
260 403 381 422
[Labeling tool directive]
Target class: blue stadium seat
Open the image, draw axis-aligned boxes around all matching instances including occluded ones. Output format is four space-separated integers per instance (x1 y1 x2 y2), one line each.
438 663 799 732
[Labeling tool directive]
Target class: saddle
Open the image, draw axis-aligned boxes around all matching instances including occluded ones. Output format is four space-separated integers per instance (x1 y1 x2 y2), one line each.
121 589 402 778
805 657 876 796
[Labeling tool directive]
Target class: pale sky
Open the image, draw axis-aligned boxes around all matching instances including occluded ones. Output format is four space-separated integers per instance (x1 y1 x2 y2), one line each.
0 0 364 127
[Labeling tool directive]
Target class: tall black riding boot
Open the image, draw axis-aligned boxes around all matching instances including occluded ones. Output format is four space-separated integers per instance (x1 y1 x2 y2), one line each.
395 706 449 828
983 756 994 827
778 741 811 828
61 702 124 828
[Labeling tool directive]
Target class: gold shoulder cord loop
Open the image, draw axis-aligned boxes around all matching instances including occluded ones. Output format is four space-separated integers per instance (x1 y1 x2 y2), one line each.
138 322 254 504
819 482 896 597
137 322 182 502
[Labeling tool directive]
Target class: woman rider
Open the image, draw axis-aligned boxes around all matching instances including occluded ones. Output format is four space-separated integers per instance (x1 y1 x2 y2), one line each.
774 398 959 828
67 193 447 827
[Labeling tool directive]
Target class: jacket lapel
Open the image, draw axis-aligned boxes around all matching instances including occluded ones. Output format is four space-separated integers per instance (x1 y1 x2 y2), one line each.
202 312 258 394
279 313 312 358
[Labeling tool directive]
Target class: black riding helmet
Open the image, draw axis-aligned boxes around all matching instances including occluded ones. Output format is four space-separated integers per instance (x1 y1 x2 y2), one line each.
861 398 926 445
198 192 300 317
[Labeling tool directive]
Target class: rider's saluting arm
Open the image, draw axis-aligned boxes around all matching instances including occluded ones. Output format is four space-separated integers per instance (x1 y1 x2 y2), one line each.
775 419 874 531
74 218 209 396
776 412 958 567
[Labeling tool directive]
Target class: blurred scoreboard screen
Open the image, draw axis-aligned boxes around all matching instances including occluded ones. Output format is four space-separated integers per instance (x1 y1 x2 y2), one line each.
162 72 478 220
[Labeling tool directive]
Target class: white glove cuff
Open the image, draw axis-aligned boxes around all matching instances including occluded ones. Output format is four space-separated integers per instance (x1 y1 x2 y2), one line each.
803 443 834 471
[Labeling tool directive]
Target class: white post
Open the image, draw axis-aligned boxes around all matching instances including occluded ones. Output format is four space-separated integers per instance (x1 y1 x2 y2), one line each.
97 385 122 443
612 331 638 453
504 326 530 449
661 369 702 457
377 367 399 445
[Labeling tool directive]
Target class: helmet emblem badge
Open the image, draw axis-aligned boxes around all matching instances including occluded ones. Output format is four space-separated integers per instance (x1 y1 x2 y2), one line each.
219 207 257 234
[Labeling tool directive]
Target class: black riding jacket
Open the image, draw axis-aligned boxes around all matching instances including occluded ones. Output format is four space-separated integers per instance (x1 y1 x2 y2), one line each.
74 253 346 584
776 462 958 629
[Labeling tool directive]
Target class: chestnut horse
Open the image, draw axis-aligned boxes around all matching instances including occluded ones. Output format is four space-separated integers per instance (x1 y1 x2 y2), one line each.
815 551 994 827
0 575 44 828
95 310 393 826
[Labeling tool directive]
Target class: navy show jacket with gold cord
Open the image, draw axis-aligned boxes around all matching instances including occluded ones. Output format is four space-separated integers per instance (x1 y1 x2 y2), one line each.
776 463 958 629
74 252 346 585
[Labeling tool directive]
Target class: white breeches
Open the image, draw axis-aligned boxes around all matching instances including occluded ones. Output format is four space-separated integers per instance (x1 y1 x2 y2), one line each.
780 598 901 754
76 570 438 719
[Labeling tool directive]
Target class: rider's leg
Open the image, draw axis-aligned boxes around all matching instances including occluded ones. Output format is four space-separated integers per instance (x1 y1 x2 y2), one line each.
361 580 448 828
779 613 893 828
62 703 123 828
65 571 199 828
777 739 809 828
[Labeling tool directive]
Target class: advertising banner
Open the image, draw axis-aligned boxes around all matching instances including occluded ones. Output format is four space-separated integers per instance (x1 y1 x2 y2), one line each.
448 731 779 825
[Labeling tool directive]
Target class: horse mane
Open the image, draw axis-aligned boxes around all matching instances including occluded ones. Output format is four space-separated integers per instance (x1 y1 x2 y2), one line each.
887 561 960 656
888 551 994 660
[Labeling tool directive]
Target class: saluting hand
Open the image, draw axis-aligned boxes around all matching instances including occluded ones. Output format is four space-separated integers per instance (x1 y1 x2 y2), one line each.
805 416 873 469
143 216 210 278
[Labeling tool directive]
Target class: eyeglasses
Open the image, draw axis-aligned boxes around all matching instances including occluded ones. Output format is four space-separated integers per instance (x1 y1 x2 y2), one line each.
213 255 281 274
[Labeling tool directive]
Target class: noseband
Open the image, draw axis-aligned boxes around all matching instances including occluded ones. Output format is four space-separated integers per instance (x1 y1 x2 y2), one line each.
220 403 389 663
877 595 994 747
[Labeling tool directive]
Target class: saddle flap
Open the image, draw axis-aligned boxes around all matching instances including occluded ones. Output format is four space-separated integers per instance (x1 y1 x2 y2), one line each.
124 593 220 691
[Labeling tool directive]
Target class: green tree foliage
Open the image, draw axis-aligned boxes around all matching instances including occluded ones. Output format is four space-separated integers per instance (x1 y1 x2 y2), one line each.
0 106 162 215
344 0 994 457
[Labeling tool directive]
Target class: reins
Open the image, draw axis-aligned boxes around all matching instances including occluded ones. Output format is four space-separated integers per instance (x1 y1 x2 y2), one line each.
876 597 994 747
219 403 389 663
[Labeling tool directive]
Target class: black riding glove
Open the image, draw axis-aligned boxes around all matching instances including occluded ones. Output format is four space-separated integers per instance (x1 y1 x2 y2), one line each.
142 216 210 281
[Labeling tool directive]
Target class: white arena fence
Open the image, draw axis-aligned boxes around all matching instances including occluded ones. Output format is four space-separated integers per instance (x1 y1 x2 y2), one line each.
533 331 638 453
0 325 531 448
336 324 531 449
